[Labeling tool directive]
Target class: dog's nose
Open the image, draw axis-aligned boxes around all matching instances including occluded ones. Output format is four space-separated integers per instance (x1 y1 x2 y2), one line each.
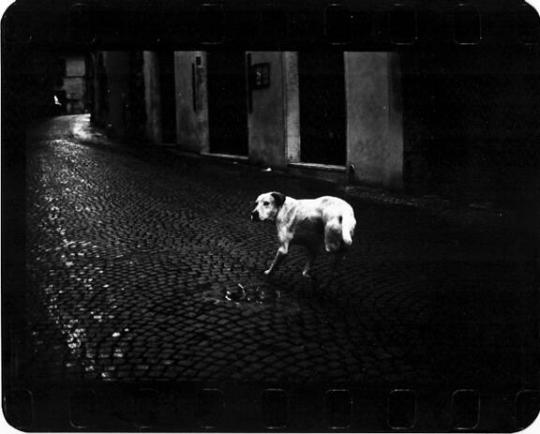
251 210 259 221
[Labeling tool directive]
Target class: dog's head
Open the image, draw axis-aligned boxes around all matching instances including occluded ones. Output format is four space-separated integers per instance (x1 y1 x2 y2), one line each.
251 191 286 222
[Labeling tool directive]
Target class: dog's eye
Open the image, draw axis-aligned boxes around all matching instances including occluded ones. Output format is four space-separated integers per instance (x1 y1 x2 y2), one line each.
263 201 269 206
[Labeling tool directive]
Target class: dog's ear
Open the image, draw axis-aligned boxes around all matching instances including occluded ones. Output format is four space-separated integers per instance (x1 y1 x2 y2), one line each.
271 192 286 207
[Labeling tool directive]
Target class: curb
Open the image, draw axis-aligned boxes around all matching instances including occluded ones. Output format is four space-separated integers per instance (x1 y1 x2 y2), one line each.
338 185 513 230
166 147 513 230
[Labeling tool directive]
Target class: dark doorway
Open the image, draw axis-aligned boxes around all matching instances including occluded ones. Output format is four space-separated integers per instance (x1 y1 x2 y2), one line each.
299 51 346 165
207 51 248 155
158 52 177 143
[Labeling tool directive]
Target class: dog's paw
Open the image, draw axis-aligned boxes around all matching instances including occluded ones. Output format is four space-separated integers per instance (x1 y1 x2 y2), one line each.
263 269 272 275
302 270 312 279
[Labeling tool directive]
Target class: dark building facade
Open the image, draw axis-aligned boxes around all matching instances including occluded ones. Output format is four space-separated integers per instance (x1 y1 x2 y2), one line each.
90 50 405 187
89 46 540 206
400 47 540 204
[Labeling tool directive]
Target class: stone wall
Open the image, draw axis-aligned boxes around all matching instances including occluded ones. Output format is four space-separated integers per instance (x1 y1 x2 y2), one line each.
345 52 404 189
142 51 162 144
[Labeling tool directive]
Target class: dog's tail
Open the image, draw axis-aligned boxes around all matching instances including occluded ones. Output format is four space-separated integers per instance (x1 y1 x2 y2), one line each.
340 211 356 247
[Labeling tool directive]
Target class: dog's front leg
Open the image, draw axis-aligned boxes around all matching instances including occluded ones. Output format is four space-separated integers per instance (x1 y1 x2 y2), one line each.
302 249 317 278
264 245 288 275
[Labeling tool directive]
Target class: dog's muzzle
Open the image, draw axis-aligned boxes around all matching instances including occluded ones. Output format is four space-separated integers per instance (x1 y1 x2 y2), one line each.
251 210 259 222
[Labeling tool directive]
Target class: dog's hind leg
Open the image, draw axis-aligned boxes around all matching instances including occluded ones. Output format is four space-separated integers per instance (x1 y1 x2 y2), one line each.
264 244 289 275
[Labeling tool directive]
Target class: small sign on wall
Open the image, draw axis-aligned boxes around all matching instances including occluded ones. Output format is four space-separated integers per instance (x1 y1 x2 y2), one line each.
250 63 271 89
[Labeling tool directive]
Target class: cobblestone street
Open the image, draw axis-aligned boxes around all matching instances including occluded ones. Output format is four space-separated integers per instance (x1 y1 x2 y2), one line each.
22 115 537 388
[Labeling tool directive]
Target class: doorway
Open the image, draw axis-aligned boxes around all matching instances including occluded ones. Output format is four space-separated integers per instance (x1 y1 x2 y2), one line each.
298 51 346 165
206 51 248 155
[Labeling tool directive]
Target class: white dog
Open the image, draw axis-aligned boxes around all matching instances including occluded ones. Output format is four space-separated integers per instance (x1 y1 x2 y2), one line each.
251 192 356 277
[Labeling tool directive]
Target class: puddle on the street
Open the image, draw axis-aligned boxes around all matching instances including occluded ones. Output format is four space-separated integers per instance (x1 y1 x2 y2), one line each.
195 281 299 312
224 283 278 303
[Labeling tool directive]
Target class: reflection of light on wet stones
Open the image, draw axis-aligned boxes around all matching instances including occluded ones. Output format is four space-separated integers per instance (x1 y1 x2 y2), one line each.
112 331 121 338
101 372 112 380
225 283 247 301
220 283 281 306
113 348 124 358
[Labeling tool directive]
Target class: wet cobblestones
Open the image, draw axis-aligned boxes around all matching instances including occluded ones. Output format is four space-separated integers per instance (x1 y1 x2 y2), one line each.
22 115 537 386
